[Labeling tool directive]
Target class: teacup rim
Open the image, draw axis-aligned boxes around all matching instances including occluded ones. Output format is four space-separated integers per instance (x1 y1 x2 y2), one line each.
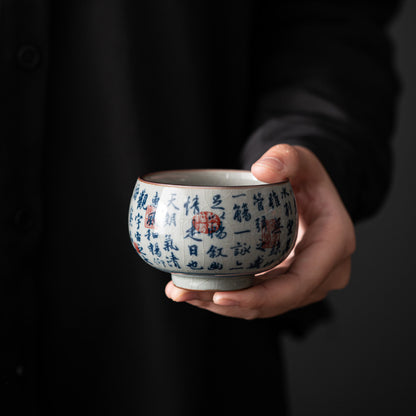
138 168 289 189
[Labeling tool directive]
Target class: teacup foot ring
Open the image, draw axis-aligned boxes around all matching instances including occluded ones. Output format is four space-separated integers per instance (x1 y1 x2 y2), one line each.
171 273 254 291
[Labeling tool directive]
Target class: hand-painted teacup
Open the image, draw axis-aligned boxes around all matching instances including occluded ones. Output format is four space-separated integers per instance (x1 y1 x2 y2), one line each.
128 169 298 291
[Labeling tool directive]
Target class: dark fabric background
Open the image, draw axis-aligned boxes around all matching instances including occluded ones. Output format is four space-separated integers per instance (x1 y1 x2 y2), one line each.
282 1 416 414
0 1 408 415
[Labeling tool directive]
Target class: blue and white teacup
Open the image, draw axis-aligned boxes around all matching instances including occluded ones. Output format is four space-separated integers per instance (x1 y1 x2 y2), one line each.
128 169 298 291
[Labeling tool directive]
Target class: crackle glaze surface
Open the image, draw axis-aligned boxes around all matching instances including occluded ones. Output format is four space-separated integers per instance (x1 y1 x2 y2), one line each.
128 170 298 290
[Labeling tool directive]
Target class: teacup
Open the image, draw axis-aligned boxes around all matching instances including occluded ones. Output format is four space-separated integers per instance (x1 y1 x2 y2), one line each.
128 169 298 291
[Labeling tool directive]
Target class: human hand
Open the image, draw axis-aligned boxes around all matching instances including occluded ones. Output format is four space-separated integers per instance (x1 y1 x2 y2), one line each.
165 144 356 319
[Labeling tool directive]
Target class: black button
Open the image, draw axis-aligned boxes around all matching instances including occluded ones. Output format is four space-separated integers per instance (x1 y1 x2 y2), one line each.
14 208 34 232
17 44 41 70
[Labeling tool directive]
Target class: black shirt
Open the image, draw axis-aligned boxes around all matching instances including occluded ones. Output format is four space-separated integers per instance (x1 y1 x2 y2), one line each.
1 1 400 415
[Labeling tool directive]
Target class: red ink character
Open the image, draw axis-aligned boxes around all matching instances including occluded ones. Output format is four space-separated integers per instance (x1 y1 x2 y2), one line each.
261 218 282 249
133 241 141 254
192 211 221 235
144 205 156 229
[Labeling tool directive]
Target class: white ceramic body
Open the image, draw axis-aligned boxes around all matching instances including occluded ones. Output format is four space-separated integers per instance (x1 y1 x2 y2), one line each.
128 170 298 291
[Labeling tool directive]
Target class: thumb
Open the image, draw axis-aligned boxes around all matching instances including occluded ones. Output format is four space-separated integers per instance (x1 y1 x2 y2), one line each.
251 144 326 186
251 144 301 184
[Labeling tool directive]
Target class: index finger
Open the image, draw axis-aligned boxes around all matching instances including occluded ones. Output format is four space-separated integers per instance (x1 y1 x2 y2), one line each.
213 218 353 317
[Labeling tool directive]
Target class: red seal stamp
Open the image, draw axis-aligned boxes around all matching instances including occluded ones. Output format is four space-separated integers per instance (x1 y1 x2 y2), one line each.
192 212 221 235
261 218 282 249
133 241 141 254
144 205 156 229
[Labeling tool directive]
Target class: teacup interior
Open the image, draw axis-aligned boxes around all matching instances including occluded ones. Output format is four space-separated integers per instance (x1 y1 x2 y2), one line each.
142 170 270 187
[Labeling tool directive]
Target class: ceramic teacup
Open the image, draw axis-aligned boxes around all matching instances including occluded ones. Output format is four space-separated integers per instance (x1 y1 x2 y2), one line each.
128 169 298 291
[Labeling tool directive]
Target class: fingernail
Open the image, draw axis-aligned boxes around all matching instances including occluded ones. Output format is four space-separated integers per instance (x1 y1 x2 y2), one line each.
213 295 240 306
253 156 284 172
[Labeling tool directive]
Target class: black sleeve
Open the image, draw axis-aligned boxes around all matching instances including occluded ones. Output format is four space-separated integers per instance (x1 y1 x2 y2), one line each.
242 0 402 222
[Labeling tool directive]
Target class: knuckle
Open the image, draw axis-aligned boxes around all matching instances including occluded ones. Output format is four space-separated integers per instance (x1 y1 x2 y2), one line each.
240 287 267 320
271 143 299 168
252 295 266 311
336 271 351 290
280 143 299 165
331 261 352 291
273 143 293 153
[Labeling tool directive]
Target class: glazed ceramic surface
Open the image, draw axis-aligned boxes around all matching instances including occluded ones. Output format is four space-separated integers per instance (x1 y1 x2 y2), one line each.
128 170 298 291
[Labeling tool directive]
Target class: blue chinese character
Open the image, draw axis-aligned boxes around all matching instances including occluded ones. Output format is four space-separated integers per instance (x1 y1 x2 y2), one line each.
284 201 293 217
148 242 162 257
154 243 162 257
287 219 294 235
165 212 177 226
167 193 179 210
268 191 280 208
144 229 159 241
253 193 264 211
282 238 292 255
269 240 281 256
255 240 266 252
206 245 228 258
136 190 148 210
234 203 251 222
141 256 154 266
188 245 198 256
231 242 251 256
234 230 250 235
208 262 223 271
281 187 290 199
241 203 251 221
186 261 203 270
191 196 200 214
248 256 264 269
133 184 141 200
163 234 179 251
233 204 242 222
183 196 191 216
230 261 244 270
213 224 227 240
262 259 275 268
184 195 200 216
152 192 160 207
166 252 181 269
255 216 267 232
129 207 134 225
154 258 166 268
211 194 224 210
135 212 143 228
184 226 202 242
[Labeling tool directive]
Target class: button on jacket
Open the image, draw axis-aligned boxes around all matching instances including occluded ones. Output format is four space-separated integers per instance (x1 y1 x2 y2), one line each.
1 1 400 415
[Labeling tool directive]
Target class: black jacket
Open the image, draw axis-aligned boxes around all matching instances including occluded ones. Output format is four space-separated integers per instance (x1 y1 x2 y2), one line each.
1 1 400 415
